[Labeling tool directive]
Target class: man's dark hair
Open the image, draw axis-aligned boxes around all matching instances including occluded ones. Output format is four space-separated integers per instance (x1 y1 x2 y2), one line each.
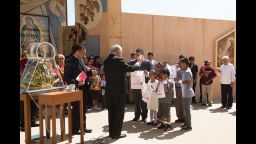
160 69 170 77
94 56 100 65
136 48 144 55
180 57 190 65
72 44 84 54
148 52 153 56
149 70 156 74
94 56 100 61
89 54 94 59
157 62 164 66
131 53 135 58
179 55 185 60
163 61 169 65
189 56 195 61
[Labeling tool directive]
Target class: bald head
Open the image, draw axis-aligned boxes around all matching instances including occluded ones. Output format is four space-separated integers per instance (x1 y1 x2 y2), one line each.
222 56 229 65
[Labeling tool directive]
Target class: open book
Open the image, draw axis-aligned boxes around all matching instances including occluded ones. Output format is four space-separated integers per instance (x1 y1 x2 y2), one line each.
76 71 87 82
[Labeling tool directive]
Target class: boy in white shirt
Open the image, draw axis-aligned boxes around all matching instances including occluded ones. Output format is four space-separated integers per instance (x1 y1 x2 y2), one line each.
146 70 159 126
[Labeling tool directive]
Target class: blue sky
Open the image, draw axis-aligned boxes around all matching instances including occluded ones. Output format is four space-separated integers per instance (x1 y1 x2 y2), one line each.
121 0 236 21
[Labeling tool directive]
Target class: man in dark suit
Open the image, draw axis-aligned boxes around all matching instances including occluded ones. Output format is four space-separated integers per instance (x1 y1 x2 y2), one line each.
64 44 92 134
129 48 153 122
189 56 199 103
104 44 141 139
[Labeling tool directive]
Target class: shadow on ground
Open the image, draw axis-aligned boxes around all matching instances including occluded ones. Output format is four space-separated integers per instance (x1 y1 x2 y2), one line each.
228 111 236 116
102 120 152 134
77 136 118 144
37 134 70 144
102 120 190 141
192 104 209 110
209 107 228 113
139 122 189 140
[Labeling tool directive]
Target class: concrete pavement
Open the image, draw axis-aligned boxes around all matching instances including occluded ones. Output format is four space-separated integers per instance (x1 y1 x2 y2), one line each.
20 103 236 144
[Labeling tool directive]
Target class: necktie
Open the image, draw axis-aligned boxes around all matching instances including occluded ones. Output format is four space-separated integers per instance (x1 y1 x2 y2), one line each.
79 60 86 72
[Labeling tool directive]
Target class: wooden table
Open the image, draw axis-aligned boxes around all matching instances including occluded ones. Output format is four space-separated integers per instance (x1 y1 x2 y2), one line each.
38 90 84 144
20 93 34 144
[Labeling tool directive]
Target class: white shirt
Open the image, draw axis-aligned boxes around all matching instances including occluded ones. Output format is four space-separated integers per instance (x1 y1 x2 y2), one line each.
166 64 178 79
100 80 106 87
149 59 158 71
220 63 236 84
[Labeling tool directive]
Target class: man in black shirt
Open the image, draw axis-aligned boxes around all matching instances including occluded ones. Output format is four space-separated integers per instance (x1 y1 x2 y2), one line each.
189 56 198 104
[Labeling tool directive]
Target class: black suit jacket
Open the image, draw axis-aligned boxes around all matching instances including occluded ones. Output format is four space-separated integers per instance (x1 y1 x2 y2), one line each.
103 54 139 104
64 55 92 89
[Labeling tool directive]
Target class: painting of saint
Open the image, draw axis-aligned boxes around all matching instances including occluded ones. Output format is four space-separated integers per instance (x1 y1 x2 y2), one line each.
216 29 236 67
20 16 41 51
20 14 49 54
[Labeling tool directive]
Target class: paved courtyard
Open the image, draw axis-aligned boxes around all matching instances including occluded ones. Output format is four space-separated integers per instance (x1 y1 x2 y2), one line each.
20 102 236 144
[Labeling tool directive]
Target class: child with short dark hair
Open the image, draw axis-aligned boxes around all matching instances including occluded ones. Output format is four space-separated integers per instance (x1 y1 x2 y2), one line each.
89 70 101 110
146 70 159 126
157 69 174 131
100 74 106 110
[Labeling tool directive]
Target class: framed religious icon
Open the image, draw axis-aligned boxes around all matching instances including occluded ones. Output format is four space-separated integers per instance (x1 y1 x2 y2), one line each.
215 29 236 68
60 22 88 56
20 14 50 55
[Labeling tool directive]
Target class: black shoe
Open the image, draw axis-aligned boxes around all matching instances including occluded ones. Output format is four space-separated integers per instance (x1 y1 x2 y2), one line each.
111 134 126 139
72 131 84 135
152 122 158 126
192 100 197 104
164 124 173 131
157 123 165 129
175 119 184 123
182 125 192 130
221 106 226 108
132 117 139 121
31 123 39 127
180 123 187 128
20 127 25 132
140 119 146 123
201 103 207 106
146 121 153 125
226 106 232 110
85 128 92 133
208 104 212 107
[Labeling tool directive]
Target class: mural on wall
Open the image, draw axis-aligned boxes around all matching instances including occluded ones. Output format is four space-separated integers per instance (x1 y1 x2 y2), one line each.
21 0 107 54
61 22 88 56
216 29 236 67
20 0 66 53
20 0 46 4
20 14 50 55
76 0 103 29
